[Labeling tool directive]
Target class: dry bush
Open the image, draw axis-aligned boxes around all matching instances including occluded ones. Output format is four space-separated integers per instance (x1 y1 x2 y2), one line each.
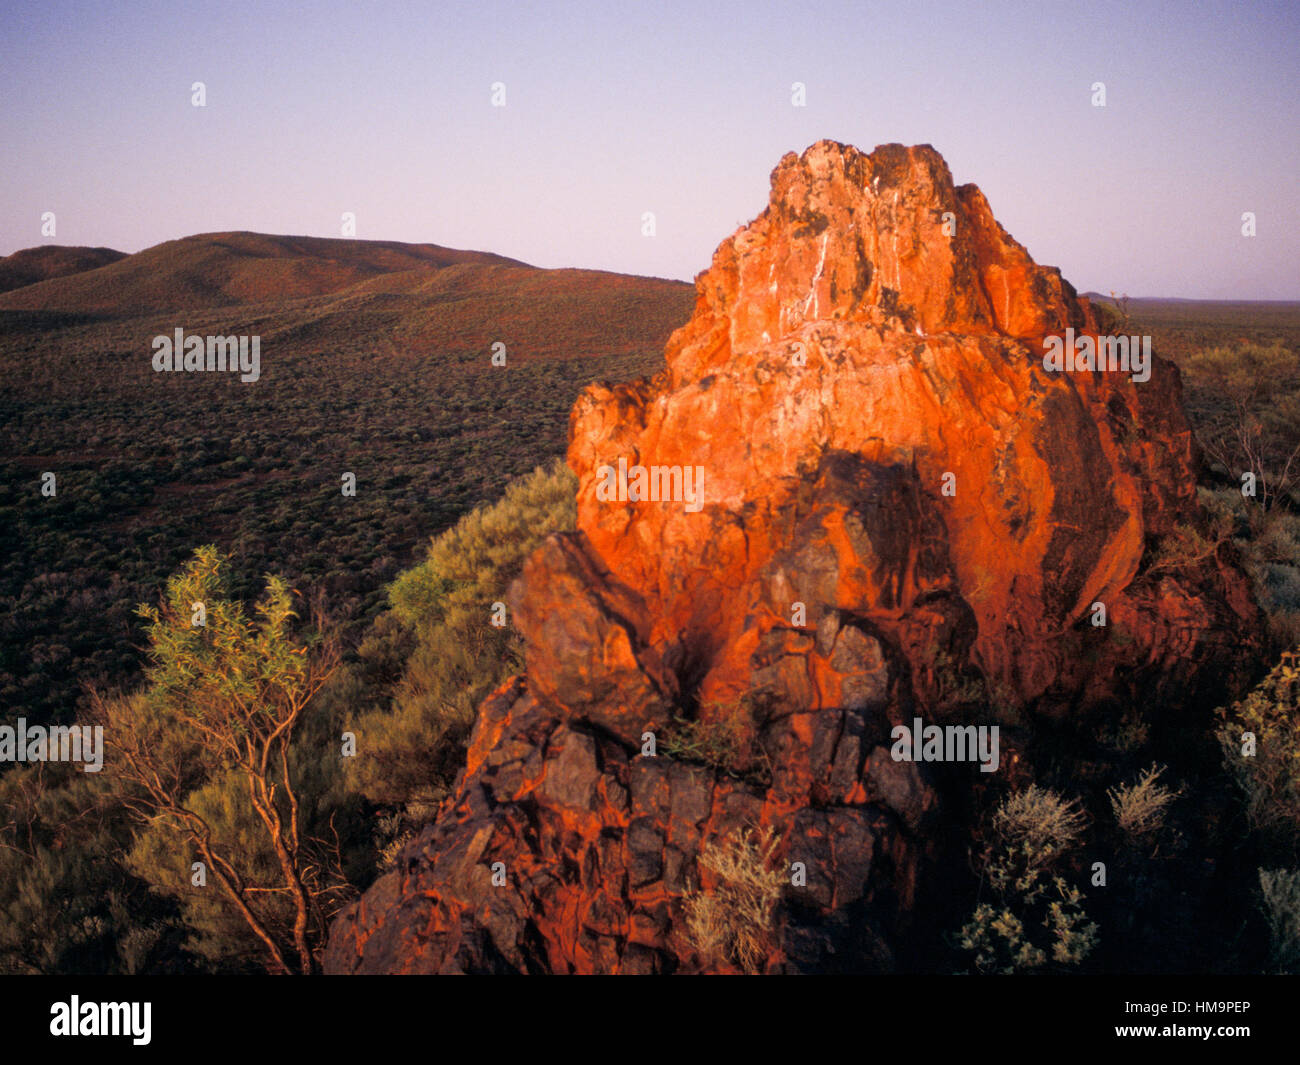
1108 764 1181 839
959 785 1097 973
990 785 1088 891
684 827 784 973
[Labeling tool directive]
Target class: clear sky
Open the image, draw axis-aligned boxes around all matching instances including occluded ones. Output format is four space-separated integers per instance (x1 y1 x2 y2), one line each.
1 0 1296 297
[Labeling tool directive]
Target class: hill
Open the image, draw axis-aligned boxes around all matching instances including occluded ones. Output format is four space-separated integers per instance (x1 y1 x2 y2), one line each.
0 245 126 295
0 231 527 313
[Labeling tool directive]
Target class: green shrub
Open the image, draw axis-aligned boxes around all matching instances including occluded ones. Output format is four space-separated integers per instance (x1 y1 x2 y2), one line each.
388 457 577 630
1217 649 1300 847
960 878 1096 974
958 785 1097 973
344 460 577 809
1198 488 1300 652
1180 341 1300 511
661 714 745 771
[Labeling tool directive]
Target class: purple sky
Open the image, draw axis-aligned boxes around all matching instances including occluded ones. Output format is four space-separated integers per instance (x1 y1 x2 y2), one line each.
1 0 1296 297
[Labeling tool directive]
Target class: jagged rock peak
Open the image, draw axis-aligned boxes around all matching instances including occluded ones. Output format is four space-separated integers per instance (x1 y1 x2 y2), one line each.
324 141 1262 977
670 140 1094 387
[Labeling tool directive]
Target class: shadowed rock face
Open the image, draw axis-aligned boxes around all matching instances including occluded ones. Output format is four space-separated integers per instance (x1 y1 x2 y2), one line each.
325 141 1262 974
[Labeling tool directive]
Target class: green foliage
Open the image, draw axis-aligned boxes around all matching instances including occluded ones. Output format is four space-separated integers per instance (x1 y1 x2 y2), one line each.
99 547 347 973
1217 649 1300 850
661 714 745 771
960 877 1096 973
0 843 125 974
124 767 290 972
1199 488 1300 651
661 706 751 769
926 645 987 708
1179 341 1300 511
1092 705 1150 755
0 764 193 974
344 460 577 810
660 694 773 787
388 458 577 630
958 785 1097 973
1145 317 1300 651
133 545 317 732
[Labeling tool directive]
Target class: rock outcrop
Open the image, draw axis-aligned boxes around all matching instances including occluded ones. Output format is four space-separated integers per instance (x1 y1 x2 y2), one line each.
325 141 1262 974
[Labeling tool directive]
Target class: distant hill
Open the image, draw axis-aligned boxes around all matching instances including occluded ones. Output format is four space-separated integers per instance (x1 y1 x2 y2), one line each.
0 232 528 313
0 245 126 295
0 231 692 362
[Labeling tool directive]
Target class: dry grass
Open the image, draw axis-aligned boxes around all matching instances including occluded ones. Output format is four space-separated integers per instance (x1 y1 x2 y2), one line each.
684 827 784 973
992 785 1088 857
1108 764 1181 838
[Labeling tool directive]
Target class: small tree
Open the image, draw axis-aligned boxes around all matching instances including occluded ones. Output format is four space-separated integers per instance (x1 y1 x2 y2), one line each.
93 547 344 974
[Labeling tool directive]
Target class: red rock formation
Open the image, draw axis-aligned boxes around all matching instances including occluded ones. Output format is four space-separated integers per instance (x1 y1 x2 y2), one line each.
325 142 1262 975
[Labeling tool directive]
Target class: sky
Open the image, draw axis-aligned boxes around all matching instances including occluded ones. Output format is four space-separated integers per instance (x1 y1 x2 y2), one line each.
0 0 1296 298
